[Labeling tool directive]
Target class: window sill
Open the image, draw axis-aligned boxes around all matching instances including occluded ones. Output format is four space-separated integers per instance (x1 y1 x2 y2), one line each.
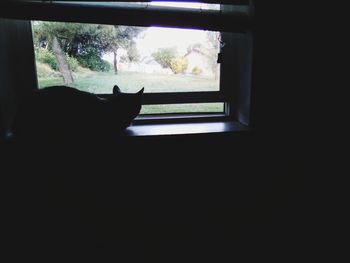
125 121 250 137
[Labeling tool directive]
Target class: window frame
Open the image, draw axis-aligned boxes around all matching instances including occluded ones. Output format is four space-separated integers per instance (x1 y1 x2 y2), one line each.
1 0 254 126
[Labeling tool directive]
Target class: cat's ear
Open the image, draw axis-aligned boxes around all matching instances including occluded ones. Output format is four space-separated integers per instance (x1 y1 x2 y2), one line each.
113 85 121 95
137 87 144 94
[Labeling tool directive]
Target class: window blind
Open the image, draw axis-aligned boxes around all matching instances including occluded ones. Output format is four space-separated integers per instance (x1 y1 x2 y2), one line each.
0 1 253 32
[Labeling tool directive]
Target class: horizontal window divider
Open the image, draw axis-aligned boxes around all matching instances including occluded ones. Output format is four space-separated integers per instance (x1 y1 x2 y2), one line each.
0 1 252 32
100 91 225 105
142 91 225 104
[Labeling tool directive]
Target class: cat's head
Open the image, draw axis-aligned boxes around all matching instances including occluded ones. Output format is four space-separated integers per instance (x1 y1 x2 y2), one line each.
106 85 144 130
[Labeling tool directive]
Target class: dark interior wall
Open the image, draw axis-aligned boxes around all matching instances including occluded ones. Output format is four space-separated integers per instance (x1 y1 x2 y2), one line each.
3 132 306 261
0 2 313 261
0 19 37 131
0 18 19 132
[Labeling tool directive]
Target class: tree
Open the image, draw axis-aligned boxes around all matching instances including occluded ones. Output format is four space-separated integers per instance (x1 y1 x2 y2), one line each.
127 43 141 63
152 47 177 69
109 26 145 74
34 22 114 57
34 22 75 84
33 22 145 77
152 48 189 74
51 36 74 85
170 57 188 74
206 31 221 80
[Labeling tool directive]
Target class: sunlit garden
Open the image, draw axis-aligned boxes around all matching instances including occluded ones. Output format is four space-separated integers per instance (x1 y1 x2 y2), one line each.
33 21 223 114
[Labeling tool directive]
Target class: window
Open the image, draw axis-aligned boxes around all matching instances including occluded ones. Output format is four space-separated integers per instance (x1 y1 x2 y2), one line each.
33 22 224 114
1 0 253 125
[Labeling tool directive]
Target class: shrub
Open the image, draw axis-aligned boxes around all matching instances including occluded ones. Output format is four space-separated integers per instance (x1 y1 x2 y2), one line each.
192 66 202 76
170 57 188 74
152 47 177 69
66 55 79 72
36 47 58 70
100 60 112 72
77 55 111 72
36 47 80 72
77 47 111 72
35 62 57 78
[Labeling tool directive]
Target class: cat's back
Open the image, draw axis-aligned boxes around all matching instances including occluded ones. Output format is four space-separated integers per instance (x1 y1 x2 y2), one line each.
31 86 95 103
21 86 100 113
13 86 100 140
12 84 143 141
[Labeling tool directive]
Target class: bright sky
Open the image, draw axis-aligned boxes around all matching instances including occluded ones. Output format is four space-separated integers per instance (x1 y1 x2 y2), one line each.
103 26 211 63
135 27 208 56
103 2 219 62
135 1 218 56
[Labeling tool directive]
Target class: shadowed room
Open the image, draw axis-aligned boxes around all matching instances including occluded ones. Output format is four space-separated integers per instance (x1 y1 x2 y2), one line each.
0 1 317 262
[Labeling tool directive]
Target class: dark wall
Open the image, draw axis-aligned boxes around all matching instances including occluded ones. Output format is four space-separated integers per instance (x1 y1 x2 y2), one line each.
2 133 307 262
1 2 314 262
1 115 309 254
0 19 38 131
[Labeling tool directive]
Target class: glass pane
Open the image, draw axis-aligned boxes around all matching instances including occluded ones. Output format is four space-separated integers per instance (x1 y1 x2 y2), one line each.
141 103 224 114
33 21 221 94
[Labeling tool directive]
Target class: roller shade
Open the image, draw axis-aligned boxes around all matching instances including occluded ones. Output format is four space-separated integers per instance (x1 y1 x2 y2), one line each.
1 1 250 5
0 1 253 32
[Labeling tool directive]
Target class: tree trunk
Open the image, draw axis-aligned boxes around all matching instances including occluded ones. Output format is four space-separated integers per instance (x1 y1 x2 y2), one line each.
52 36 74 85
113 50 118 75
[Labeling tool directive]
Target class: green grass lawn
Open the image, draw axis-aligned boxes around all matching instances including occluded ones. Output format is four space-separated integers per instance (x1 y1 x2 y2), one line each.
38 71 223 114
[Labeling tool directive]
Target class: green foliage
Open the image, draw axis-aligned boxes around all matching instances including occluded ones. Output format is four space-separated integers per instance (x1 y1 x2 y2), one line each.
66 55 79 72
33 21 145 74
35 47 80 72
152 47 177 69
33 22 145 59
36 48 58 70
33 22 115 57
152 48 188 74
100 60 112 72
170 58 188 74
192 66 203 76
35 62 58 78
77 47 111 72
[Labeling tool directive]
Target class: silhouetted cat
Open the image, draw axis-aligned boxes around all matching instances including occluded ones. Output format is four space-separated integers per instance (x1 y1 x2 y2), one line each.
12 85 143 141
